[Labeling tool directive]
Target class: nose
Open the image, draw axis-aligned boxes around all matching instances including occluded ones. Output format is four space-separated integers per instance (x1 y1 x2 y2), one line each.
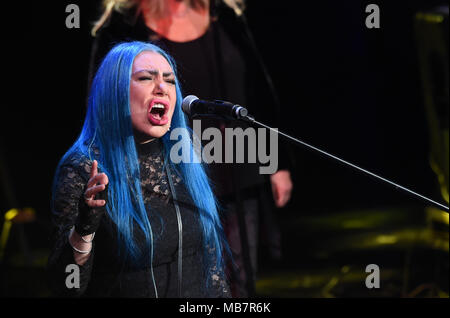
153 79 168 97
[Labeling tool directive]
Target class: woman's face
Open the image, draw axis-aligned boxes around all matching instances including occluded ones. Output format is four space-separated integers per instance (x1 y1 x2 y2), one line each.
129 51 177 141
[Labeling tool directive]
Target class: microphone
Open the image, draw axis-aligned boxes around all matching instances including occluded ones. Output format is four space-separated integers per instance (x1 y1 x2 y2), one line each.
182 95 248 120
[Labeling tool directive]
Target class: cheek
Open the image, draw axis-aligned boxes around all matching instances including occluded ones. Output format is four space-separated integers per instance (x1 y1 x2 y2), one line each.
129 97 147 131
168 102 177 122
168 107 176 123
130 81 149 104
168 89 177 118
129 100 143 128
129 86 148 116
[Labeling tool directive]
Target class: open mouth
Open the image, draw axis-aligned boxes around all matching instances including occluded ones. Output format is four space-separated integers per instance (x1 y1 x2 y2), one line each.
148 99 169 125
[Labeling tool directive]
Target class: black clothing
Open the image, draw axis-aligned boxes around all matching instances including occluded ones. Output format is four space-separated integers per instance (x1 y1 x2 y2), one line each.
47 139 230 297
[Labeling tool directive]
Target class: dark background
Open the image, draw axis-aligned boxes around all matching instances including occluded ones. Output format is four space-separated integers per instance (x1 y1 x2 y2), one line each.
0 0 448 297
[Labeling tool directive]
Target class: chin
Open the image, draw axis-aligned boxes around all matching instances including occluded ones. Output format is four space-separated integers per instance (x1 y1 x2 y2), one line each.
147 125 170 138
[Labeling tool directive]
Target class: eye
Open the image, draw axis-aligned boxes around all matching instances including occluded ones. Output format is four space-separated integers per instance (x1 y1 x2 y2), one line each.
166 79 176 85
138 76 152 81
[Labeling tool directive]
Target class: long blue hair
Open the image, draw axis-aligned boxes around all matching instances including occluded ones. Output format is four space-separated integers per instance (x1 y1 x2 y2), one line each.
54 41 227 286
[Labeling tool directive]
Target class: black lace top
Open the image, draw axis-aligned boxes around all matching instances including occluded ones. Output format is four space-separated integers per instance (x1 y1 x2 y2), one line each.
47 139 230 297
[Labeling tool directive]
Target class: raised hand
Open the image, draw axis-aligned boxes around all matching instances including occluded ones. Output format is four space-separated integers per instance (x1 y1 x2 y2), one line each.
84 160 109 207
74 160 109 236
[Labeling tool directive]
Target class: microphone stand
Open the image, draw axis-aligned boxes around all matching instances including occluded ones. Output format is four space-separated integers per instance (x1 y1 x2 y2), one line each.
241 115 449 212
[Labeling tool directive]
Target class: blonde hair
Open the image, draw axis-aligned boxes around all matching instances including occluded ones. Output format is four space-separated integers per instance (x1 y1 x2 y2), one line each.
222 0 245 16
91 0 246 37
91 0 137 36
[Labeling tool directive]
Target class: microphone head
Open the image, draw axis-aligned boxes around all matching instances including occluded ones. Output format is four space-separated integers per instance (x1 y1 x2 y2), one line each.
182 95 199 116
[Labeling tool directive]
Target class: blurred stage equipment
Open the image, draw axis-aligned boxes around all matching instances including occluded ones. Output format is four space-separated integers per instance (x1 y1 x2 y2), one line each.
0 208 36 262
415 5 449 205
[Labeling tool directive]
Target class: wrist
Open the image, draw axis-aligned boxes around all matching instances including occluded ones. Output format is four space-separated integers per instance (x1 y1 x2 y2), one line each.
75 199 104 236
69 226 93 253
74 222 98 238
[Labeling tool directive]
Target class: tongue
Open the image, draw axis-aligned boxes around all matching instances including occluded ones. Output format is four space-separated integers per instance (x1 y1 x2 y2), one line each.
150 111 162 120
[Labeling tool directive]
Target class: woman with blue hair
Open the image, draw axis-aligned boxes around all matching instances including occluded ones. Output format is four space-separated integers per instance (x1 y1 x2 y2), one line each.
47 41 230 297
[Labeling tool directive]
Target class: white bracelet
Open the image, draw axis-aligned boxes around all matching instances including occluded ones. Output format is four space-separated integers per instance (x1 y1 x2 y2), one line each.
68 227 93 254
69 240 92 254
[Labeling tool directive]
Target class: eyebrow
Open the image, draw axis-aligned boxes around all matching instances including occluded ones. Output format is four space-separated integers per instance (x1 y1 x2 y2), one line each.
133 69 174 77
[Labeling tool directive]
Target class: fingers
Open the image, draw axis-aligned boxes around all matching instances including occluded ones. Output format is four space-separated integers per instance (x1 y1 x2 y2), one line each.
270 170 293 208
278 181 293 207
90 160 98 179
84 184 107 207
86 198 107 208
277 189 291 208
84 184 106 199
87 172 109 188
87 160 109 189
275 195 284 208
274 188 290 207
84 160 109 206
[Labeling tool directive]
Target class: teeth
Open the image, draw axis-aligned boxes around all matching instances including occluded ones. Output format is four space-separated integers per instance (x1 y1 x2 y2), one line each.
152 103 165 109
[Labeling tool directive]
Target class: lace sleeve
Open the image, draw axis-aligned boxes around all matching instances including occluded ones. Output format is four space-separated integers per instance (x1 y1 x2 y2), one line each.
47 153 95 297
207 246 231 298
